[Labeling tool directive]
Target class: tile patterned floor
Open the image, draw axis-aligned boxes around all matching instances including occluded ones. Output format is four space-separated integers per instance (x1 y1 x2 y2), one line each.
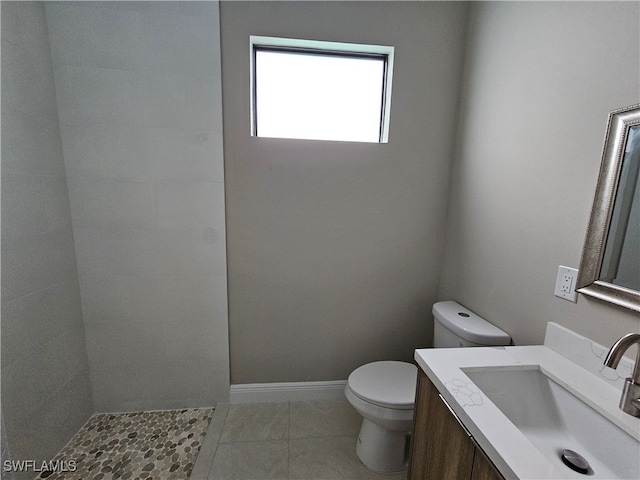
193 399 409 480
34 400 409 480
36 408 213 480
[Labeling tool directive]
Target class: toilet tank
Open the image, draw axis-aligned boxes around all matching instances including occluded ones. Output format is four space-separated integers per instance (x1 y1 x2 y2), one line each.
432 301 511 348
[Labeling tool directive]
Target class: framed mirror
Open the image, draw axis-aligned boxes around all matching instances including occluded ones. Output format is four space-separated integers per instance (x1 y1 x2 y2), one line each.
577 104 640 312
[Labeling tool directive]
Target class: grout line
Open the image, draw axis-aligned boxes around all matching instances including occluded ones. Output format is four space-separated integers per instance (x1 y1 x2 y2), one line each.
206 405 229 478
203 404 230 480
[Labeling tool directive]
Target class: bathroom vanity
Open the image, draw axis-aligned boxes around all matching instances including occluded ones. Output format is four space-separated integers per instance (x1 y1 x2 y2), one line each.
409 323 640 480
409 369 502 480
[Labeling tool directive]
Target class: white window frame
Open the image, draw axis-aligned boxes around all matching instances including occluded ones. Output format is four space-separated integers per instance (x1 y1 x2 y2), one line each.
249 35 395 143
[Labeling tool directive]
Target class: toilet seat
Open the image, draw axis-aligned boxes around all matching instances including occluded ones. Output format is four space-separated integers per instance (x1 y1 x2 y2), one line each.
347 361 417 410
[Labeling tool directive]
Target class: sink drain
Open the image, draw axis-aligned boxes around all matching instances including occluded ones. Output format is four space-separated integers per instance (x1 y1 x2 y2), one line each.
561 449 590 474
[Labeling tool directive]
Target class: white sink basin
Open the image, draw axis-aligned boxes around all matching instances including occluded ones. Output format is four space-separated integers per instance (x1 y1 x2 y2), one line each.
465 367 639 479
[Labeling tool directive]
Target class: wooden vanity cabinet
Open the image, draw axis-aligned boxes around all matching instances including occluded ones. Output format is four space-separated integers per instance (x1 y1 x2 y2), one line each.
408 370 504 480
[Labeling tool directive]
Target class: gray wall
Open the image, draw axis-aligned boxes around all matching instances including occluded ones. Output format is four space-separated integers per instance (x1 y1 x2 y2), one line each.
45 1 229 412
221 1 469 384
1 1 93 475
439 1 640 348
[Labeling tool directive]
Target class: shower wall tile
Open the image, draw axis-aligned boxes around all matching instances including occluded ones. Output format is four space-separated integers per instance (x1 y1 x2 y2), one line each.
125 275 220 323
1 1 51 53
135 72 196 128
74 227 226 278
84 300 229 392
42 176 74 229
1 174 50 239
78 275 135 323
73 227 150 277
46 2 220 76
58 124 143 178
140 73 221 129
83 320 167 367
55 67 221 131
88 357 227 413
143 359 221 400
2 3 93 474
163 318 222 361
4 370 93 466
0 298 28 367
60 125 224 182
46 0 229 412
3 282 83 352
0 105 66 176
138 128 224 181
29 285 77 336
2 175 74 238
2 334 69 418
88 364 148 412
78 274 226 325
81 272 230 412
66 179 226 231
55 0 215 19
67 177 158 228
63 328 93 377
138 14 220 76
1 228 80 303
45 5 153 72
34 371 93 453
156 181 226 229
1 411 15 480
1 35 58 120
55 65 141 127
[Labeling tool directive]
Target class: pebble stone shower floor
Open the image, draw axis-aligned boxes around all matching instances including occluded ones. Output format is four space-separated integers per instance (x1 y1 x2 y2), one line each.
35 408 214 480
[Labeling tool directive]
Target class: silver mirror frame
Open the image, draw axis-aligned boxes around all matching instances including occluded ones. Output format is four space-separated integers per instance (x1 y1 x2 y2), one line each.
576 104 640 313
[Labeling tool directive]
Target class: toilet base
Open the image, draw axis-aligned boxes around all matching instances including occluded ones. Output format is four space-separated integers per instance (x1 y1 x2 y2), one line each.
355 418 411 474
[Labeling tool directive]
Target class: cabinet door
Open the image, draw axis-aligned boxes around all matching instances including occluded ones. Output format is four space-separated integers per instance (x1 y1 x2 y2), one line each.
472 447 503 480
408 370 475 479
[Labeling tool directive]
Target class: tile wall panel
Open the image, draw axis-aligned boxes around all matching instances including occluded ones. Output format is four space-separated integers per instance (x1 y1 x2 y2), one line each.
1 2 93 477
46 0 229 412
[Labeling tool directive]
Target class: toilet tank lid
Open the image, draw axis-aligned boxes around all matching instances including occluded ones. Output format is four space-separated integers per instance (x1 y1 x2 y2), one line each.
432 301 511 345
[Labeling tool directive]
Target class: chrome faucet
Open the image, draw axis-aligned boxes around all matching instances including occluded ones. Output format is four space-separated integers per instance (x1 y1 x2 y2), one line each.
604 333 640 417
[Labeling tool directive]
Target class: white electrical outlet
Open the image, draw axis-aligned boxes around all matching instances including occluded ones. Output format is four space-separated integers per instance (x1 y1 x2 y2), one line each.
554 265 578 303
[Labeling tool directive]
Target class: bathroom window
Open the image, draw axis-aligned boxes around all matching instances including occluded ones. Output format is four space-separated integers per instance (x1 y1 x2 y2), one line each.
250 36 394 143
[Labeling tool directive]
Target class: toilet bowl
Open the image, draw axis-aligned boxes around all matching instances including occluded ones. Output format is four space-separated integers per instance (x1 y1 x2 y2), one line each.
345 301 511 474
345 361 417 473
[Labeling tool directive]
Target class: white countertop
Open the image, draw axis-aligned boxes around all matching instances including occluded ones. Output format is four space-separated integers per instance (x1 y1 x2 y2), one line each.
414 324 640 480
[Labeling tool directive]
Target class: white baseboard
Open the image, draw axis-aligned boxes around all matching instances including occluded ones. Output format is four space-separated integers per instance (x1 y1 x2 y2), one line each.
229 380 347 404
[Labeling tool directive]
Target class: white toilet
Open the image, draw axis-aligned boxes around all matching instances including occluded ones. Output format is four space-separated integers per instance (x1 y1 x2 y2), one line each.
345 300 511 474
